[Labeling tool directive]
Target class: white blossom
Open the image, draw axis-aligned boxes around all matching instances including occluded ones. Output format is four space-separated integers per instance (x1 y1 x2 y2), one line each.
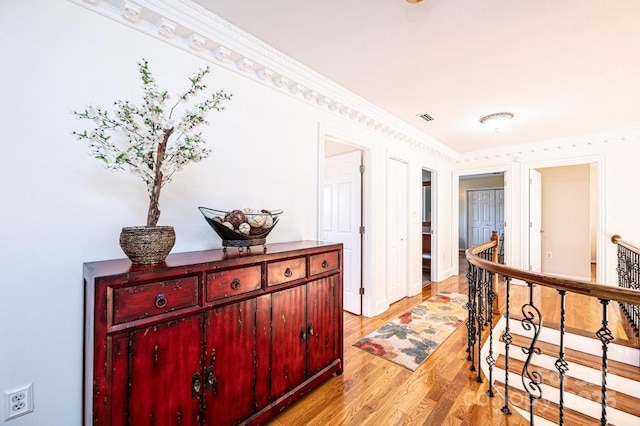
72 58 231 226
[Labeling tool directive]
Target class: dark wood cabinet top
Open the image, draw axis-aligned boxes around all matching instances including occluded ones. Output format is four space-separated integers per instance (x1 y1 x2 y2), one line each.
83 240 342 279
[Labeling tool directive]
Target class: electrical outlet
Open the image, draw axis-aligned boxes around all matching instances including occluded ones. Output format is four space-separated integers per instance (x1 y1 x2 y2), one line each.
3 384 33 421
546 252 552 259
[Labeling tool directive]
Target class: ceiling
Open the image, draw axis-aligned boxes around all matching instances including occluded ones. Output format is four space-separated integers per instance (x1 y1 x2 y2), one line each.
193 0 640 153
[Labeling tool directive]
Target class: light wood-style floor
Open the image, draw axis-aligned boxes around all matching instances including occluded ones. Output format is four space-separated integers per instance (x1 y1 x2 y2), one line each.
267 257 630 426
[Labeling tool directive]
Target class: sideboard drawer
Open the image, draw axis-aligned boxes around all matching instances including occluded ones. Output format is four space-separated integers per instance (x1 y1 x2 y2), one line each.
309 251 340 276
206 265 262 302
112 276 199 325
267 257 306 287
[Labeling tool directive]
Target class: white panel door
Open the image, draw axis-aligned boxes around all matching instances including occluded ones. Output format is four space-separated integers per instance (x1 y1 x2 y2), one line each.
529 169 542 272
468 190 496 247
323 151 362 314
386 158 408 304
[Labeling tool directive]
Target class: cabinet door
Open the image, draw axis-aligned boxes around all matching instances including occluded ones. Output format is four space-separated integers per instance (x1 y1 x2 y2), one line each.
306 276 339 376
121 315 203 426
202 299 256 425
270 285 307 399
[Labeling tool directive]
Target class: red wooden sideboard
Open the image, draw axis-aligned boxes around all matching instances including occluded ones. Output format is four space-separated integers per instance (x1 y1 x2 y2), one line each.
83 241 343 425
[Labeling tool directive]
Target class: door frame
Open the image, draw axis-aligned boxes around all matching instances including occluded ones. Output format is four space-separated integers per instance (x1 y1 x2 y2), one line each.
466 187 504 249
422 167 437 282
522 155 606 283
317 125 372 315
453 167 511 276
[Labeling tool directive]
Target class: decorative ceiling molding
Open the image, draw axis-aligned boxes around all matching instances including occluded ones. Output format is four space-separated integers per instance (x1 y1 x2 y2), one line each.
456 127 640 163
68 0 458 161
68 1 639 164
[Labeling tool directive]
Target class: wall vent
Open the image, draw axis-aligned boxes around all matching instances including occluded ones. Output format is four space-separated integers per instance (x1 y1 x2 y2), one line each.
417 112 434 122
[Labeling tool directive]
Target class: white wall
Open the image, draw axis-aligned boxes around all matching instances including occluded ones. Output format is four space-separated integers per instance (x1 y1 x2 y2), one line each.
0 1 456 424
539 164 591 279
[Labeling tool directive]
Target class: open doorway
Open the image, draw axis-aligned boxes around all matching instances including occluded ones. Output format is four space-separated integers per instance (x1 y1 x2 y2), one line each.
421 169 433 284
459 173 505 251
530 164 596 281
322 138 364 315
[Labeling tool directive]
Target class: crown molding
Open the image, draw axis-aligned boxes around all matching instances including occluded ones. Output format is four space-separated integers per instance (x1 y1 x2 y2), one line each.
68 0 459 162
456 127 640 164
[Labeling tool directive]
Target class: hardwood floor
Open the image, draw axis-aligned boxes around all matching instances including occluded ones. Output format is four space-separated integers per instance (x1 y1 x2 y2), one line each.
266 256 630 426
267 273 527 426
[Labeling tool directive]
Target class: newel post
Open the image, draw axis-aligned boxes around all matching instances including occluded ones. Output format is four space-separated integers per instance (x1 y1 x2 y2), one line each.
491 231 502 315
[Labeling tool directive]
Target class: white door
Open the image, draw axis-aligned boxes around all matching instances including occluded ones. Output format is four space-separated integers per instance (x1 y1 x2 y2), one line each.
468 190 496 247
323 151 362 314
386 158 408 304
529 169 542 272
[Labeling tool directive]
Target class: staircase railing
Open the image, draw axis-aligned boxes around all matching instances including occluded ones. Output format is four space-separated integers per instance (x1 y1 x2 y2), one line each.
612 234 640 337
466 232 640 426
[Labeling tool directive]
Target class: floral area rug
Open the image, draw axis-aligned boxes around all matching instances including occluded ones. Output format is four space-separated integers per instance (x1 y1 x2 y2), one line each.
353 292 467 371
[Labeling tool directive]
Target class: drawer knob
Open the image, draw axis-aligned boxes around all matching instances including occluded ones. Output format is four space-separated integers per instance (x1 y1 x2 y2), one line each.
155 293 168 309
322 260 329 269
231 278 241 290
284 268 292 278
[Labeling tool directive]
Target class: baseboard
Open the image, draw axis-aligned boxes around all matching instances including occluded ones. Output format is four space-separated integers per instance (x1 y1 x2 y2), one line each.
437 268 454 282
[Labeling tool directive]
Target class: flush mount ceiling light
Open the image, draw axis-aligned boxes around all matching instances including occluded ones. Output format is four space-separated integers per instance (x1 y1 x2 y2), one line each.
479 112 514 132
407 0 424 3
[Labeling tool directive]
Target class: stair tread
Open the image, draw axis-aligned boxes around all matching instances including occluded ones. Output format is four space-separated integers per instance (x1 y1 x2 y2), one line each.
495 354 640 417
494 380 606 425
509 313 640 349
506 332 640 382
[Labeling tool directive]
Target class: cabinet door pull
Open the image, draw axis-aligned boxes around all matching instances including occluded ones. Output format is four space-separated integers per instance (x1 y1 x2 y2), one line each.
191 373 201 399
230 278 241 290
155 293 167 309
308 323 314 337
300 327 307 343
206 367 218 395
284 268 292 278
322 260 329 269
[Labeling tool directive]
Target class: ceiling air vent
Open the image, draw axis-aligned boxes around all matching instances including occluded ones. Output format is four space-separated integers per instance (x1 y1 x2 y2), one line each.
417 112 434 122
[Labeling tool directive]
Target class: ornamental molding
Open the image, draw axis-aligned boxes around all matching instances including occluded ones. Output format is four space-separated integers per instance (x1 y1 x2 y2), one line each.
68 0 637 164
456 127 640 164
68 0 458 161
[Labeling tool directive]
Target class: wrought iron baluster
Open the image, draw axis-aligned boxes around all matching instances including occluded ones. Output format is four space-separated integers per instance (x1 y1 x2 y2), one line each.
625 252 640 336
466 262 478 370
501 276 512 415
615 244 640 336
521 281 543 425
475 266 485 383
554 290 569 426
596 298 613 426
485 270 496 397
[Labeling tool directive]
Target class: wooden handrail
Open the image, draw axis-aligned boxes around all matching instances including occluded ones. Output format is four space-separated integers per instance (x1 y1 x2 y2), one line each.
466 245 640 306
612 234 640 254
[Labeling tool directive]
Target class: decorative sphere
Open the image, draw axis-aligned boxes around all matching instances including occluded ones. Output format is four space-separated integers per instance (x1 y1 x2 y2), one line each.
222 221 234 230
261 209 274 229
212 216 223 224
225 209 246 227
238 222 251 235
247 210 266 228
